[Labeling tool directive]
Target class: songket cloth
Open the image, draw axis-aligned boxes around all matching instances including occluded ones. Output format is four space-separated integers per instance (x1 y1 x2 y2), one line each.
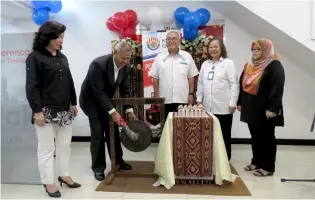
153 112 238 189
172 112 214 184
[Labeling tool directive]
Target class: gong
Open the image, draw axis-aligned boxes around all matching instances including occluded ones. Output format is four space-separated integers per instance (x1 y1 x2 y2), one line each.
120 120 152 152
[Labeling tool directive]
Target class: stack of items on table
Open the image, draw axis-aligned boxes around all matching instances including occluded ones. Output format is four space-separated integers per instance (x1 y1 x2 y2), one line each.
172 104 215 184
176 104 206 117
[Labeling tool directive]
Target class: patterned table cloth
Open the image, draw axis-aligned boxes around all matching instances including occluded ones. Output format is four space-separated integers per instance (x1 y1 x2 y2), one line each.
153 112 238 189
173 112 214 184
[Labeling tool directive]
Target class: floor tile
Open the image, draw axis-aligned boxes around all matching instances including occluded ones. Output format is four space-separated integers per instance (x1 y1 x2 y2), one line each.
1 143 315 199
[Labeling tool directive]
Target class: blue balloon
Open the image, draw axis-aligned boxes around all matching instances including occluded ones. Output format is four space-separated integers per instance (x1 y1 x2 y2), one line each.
183 28 199 41
195 8 211 26
183 12 201 30
175 20 183 29
174 7 190 28
32 1 50 9
32 8 50 25
48 0 62 13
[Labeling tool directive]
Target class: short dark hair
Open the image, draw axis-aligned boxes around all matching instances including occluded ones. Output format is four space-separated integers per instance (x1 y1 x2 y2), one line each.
32 21 66 51
206 37 228 59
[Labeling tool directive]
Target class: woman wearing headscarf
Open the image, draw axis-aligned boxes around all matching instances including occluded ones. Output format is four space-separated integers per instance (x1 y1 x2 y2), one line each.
237 39 285 177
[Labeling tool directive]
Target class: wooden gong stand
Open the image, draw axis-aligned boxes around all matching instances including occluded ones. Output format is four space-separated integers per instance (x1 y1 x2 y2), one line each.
103 97 165 185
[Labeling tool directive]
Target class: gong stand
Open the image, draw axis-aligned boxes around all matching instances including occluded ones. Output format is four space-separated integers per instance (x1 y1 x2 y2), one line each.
103 97 165 185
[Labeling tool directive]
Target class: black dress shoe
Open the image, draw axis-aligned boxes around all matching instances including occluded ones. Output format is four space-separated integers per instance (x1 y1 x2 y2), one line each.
57 176 81 188
43 185 61 198
94 172 105 181
119 160 132 170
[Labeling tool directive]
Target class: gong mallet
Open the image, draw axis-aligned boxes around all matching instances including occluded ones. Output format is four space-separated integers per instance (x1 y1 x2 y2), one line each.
119 118 140 141
103 118 139 185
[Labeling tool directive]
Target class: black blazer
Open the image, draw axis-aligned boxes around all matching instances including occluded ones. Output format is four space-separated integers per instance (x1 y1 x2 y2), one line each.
237 60 285 126
79 54 132 118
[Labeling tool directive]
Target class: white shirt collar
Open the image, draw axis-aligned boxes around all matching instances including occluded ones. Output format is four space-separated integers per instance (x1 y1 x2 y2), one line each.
210 57 224 62
113 55 119 70
162 49 185 61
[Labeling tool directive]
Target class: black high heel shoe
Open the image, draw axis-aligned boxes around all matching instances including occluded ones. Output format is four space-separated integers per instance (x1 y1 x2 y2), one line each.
43 185 61 198
57 176 81 188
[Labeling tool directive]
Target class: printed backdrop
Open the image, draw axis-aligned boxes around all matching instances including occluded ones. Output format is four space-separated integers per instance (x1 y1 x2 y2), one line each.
141 30 169 131
199 25 224 39
1 33 41 184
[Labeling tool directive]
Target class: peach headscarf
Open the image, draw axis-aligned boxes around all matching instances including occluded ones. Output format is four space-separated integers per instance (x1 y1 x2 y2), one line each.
242 39 279 95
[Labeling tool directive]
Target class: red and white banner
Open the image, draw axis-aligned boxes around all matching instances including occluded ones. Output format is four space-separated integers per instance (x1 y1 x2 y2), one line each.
199 25 224 39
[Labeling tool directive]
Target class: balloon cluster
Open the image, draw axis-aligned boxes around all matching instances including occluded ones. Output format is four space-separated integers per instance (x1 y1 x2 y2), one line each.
106 10 138 40
31 0 63 25
139 7 173 31
174 7 211 41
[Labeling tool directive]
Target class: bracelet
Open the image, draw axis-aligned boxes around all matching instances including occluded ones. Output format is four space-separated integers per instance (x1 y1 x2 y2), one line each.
189 93 194 96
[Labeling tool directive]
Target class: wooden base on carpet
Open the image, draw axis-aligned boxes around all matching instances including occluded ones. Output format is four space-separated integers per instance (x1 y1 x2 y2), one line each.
96 161 251 196
72 137 315 146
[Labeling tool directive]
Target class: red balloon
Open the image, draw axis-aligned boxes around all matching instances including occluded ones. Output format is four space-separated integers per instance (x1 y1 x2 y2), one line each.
106 17 120 32
124 9 137 27
119 28 136 40
112 12 128 29
130 20 138 29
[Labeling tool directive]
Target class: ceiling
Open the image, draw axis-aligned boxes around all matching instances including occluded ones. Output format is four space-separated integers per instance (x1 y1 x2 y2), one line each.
1 0 32 23
1 0 70 24
206 1 315 78
2 0 314 77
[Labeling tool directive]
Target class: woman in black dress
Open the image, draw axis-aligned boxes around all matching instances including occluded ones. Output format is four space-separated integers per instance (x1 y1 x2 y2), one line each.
25 21 81 198
237 39 285 177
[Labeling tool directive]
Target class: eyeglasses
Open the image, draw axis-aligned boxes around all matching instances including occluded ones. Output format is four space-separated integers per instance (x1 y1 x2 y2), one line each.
251 48 261 52
166 37 178 42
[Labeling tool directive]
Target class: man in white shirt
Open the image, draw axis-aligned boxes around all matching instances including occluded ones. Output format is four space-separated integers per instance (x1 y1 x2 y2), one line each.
149 31 199 120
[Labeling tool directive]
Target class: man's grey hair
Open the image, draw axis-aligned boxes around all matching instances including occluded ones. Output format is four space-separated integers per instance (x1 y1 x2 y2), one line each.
166 30 181 38
114 41 132 53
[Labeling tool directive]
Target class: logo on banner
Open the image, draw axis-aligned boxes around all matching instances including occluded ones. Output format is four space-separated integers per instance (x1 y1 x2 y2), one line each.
147 37 160 50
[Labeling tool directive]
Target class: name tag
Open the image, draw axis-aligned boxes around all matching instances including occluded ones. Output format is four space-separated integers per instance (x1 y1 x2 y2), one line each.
179 61 188 65
208 72 214 80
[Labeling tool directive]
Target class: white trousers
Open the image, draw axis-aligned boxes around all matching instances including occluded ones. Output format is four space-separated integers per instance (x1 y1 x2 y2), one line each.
35 123 72 184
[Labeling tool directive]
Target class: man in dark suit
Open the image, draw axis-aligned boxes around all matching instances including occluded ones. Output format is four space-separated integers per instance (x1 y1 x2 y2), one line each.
79 41 137 181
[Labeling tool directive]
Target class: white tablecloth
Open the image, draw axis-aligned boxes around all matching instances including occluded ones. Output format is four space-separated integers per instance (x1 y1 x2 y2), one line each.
153 112 238 189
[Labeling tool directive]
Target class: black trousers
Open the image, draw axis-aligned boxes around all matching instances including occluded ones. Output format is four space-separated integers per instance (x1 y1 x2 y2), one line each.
214 114 233 161
164 103 183 120
248 123 276 172
88 111 123 173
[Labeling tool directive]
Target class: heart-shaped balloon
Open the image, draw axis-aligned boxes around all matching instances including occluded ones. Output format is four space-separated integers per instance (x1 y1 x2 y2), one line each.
106 17 120 32
112 12 129 29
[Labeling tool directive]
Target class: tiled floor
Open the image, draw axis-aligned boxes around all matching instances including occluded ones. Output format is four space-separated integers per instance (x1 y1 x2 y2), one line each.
1 143 315 199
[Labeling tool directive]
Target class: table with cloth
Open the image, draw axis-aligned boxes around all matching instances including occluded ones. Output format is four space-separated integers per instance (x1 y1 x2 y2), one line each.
153 112 238 189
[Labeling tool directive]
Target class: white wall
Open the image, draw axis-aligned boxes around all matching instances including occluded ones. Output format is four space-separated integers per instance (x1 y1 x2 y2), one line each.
1 1 314 139
312 0 315 39
238 0 315 52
